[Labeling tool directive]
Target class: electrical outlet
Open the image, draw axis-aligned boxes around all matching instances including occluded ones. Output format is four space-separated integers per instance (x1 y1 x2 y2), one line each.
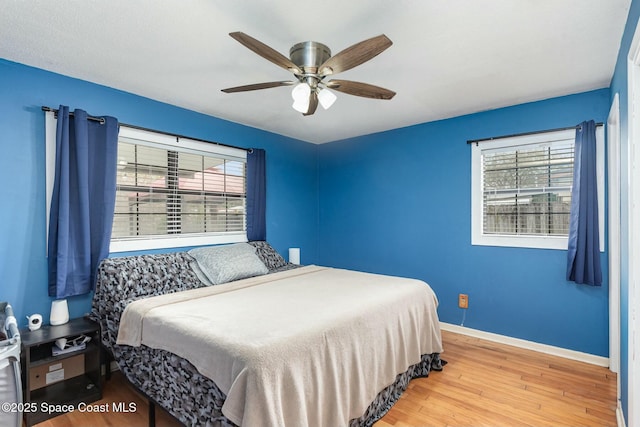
458 293 469 309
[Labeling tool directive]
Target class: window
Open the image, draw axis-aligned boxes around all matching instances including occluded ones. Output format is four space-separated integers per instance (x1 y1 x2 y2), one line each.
471 127 604 250
45 114 248 253
110 127 248 252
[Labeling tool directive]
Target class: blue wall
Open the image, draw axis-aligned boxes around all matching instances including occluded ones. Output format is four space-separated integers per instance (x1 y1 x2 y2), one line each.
0 59 319 326
610 0 640 422
318 89 611 357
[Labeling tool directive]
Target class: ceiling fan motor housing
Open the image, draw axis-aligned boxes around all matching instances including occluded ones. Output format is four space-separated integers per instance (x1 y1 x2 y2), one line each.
289 41 331 75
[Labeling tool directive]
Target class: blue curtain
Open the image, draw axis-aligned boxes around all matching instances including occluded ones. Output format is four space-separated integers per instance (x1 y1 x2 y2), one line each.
246 148 266 241
566 120 601 286
48 106 119 298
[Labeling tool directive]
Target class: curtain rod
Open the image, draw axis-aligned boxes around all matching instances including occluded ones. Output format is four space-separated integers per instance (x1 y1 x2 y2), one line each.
466 122 604 145
42 105 106 124
41 106 251 153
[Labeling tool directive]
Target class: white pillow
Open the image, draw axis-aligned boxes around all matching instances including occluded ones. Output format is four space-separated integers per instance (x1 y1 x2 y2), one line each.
188 243 268 285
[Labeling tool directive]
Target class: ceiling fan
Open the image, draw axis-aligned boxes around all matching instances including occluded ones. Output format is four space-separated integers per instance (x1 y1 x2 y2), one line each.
221 32 396 116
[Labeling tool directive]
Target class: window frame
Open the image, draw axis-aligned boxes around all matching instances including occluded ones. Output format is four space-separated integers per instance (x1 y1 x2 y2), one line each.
45 114 248 253
470 126 605 250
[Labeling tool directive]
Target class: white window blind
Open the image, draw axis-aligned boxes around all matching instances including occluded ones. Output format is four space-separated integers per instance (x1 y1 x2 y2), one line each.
482 141 574 236
112 142 246 238
110 127 248 251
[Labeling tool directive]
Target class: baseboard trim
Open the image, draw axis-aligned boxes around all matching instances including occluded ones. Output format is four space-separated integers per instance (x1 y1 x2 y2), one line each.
617 401 626 427
440 322 609 368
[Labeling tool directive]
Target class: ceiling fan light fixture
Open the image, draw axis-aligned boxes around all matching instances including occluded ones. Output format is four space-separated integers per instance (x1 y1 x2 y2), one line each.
318 87 337 110
291 83 311 113
223 32 395 116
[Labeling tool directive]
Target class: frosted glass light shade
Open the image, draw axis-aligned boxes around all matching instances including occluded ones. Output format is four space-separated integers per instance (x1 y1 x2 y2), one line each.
50 299 69 326
291 83 311 113
292 99 309 113
318 88 337 109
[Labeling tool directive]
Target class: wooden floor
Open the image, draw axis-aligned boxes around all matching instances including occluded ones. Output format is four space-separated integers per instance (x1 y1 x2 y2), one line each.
34 370 180 427
376 331 617 427
37 330 617 427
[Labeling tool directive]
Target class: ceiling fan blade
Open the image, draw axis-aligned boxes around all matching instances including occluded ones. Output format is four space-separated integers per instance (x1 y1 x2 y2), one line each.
326 79 396 100
319 34 392 75
221 81 294 93
229 32 302 74
303 91 319 116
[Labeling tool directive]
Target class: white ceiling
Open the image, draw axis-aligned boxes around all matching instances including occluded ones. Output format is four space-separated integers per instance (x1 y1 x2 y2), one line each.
0 0 631 144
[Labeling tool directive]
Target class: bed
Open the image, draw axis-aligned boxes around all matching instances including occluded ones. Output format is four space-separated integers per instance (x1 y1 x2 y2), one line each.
91 242 445 427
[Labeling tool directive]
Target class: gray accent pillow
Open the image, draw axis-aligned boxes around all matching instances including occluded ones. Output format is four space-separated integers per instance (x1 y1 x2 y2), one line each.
188 243 269 285
189 261 214 287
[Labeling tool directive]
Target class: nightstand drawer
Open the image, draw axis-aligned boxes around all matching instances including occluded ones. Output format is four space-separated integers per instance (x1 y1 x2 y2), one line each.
29 353 84 391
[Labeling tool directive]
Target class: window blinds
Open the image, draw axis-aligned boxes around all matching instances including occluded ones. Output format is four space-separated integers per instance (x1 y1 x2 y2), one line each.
112 141 246 239
482 141 574 236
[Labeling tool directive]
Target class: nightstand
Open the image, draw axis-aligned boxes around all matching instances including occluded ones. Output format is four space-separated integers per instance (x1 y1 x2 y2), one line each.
20 316 102 426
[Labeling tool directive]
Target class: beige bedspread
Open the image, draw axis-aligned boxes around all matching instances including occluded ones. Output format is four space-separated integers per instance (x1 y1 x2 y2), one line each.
117 265 443 427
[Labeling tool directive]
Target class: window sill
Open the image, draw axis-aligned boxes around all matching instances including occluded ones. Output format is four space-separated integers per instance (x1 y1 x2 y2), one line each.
110 232 247 253
472 234 569 250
